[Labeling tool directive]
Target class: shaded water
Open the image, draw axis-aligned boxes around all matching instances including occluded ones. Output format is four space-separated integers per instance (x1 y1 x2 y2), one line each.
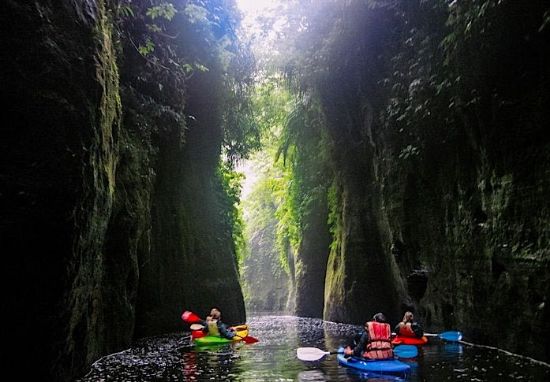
79 315 550 381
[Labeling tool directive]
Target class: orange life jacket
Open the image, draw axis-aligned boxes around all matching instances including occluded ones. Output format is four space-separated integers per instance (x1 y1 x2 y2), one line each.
364 321 393 359
397 322 416 337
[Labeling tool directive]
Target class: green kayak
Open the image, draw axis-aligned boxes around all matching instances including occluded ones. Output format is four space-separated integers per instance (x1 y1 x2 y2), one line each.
193 325 248 346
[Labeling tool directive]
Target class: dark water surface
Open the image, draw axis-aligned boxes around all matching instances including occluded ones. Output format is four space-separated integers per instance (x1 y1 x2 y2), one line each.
78 315 550 381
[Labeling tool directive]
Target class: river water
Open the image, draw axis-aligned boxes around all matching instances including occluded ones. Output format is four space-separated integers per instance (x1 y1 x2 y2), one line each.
78 314 550 381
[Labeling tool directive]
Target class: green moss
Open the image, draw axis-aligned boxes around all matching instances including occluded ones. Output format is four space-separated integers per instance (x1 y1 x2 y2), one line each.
97 4 122 196
65 0 123 372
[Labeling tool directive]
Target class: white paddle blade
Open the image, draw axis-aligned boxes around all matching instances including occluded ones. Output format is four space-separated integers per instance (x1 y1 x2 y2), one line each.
297 347 329 361
190 323 204 331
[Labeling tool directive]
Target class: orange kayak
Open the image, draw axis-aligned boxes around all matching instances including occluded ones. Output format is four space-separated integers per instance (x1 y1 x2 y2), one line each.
392 335 428 345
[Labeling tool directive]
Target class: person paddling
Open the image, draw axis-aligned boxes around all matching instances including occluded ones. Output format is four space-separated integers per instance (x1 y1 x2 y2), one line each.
200 307 236 339
344 312 393 359
394 311 423 338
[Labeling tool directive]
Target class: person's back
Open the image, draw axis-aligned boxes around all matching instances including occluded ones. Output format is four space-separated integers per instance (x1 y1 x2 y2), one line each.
364 313 393 359
201 308 236 339
345 312 393 360
394 311 423 338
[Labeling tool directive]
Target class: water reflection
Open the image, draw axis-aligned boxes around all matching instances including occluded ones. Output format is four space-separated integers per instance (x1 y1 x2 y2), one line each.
297 369 328 381
443 342 463 354
181 351 198 380
78 315 550 381
352 374 404 382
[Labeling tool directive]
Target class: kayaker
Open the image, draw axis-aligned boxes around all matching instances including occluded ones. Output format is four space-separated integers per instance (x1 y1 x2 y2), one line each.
394 311 423 338
200 307 236 339
344 312 394 359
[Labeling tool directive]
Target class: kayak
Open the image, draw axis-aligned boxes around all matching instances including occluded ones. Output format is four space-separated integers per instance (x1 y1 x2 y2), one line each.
391 335 428 345
193 325 248 346
337 347 410 374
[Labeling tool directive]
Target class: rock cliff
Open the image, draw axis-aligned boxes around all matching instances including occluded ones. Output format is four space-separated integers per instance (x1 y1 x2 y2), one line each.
1 1 246 379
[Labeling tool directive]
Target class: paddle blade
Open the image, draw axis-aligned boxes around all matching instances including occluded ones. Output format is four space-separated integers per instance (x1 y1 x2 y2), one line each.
297 347 329 361
181 311 201 323
394 344 418 359
241 335 259 344
190 323 204 331
439 331 462 342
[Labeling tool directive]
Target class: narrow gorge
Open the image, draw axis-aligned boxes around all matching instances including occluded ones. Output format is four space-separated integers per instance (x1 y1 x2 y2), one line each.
1 1 548 380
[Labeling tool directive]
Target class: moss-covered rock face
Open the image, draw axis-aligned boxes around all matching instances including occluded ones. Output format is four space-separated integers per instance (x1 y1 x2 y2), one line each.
379 96 550 359
117 0 247 332
373 1 550 362
282 0 548 361
1 0 247 380
294 190 332 318
132 69 245 336
320 88 410 325
379 127 549 361
2 0 121 379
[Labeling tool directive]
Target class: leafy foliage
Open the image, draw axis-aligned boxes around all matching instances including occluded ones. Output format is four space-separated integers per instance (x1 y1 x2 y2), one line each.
218 162 247 267
243 0 549 278
146 3 177 21
117 1 260 275
243 84 332 272
239 3 335 274
117 0 259 156
242 77 296 272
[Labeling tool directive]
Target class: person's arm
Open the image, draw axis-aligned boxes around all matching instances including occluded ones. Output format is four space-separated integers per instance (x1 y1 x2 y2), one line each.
411 322 423 338
344 332 361 356
200 316 213 333
353 331 369 357
218 321 236 339
394 323 401 334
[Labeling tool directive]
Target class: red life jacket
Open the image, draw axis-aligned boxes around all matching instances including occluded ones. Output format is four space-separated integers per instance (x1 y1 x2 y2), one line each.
364 321 393 359
397 322 416 337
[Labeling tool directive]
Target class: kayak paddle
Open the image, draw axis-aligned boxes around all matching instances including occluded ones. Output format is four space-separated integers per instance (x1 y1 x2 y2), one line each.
425 331 463 342
297 347 341 361
298 345 417 361
190 323 204 331
181 310 202 323
238 335 259 344
393 344 418 358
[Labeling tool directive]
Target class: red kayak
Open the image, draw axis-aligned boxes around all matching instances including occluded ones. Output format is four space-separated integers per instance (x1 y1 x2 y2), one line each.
191 330 206 339
392 335 428 345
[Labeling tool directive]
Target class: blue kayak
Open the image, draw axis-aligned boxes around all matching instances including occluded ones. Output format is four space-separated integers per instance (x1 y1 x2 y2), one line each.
337 347 410 374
